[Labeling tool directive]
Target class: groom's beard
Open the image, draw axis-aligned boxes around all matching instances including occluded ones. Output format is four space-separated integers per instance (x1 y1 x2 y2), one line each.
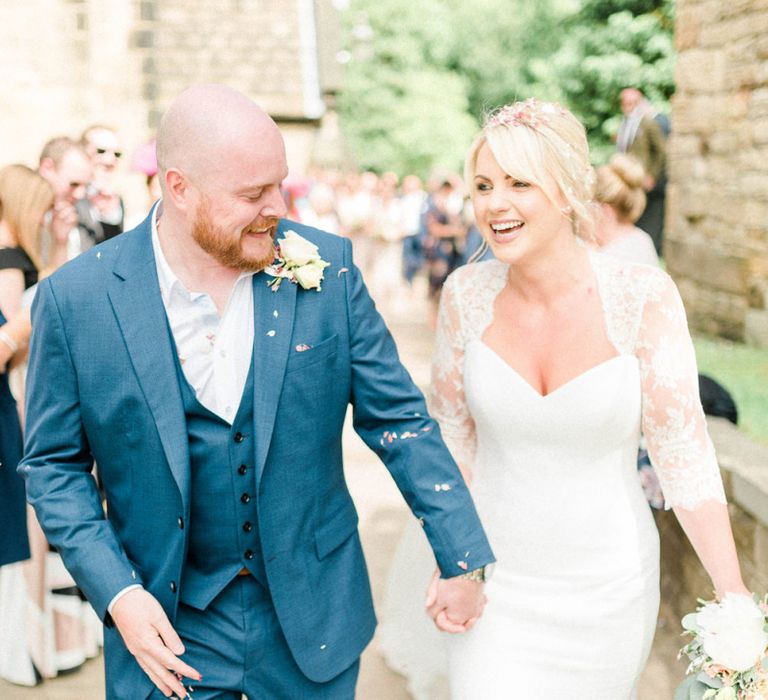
192 197 277 272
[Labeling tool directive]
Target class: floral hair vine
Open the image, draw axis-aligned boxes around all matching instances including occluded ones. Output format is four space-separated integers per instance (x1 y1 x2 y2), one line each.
485 98 567 131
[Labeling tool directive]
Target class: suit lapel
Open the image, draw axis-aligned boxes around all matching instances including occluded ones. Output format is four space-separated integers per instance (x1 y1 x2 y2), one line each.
107 215 190 508
251 270 297 485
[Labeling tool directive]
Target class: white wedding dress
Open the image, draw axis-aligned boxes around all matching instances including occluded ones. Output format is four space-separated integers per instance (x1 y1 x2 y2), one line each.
379 252 726 699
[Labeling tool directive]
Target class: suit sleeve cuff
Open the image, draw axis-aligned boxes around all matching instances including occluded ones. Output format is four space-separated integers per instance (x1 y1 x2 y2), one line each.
107 584 143 615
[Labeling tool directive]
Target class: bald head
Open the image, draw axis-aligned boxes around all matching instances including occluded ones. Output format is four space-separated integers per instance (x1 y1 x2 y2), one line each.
156 84 285 190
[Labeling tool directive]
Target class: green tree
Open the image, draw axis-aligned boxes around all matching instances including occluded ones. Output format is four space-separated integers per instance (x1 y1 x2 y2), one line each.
337 0 478 176
337 0 674 174
533 0 675 160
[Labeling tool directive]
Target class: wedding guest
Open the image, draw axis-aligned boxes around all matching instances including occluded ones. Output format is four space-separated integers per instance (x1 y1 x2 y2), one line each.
0 165 49 681
301 182 341 235
0 169 49 571
383 99 748 699
594 153 658 267
37 137 93 261
420 174 467 325
399 174 428 285
79 124 125 243
367 173 407 315
616 87 667 255
0 164 100 687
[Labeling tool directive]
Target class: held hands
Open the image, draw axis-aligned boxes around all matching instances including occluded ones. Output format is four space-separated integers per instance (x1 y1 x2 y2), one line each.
111 588 201 698
425 569 487 633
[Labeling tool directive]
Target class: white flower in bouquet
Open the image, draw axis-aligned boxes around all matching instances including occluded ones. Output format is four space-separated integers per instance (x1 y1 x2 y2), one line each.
677 593 768 700
278 230 321 266
696 594 768 673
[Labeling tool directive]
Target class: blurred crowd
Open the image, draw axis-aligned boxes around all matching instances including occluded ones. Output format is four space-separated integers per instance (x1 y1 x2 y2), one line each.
283 168 492 324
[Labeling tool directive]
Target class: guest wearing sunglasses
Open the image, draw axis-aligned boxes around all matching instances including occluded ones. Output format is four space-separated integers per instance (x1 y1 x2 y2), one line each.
78 124 126 244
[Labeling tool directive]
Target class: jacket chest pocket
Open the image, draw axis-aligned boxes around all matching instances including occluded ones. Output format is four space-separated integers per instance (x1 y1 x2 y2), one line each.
285 334 339 375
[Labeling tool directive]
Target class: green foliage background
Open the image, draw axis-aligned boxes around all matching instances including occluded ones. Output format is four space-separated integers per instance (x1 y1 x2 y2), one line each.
337 0 675 176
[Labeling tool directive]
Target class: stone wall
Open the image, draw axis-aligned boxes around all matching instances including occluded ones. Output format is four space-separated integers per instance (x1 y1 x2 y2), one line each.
656 418 768 627
667 0 768 346
0 0 340 219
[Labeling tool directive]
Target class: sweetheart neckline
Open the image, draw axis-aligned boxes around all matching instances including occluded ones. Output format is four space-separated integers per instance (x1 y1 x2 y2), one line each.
473 341 637 399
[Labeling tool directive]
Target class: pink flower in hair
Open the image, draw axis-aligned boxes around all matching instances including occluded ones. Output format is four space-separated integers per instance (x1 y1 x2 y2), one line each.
486 98 566 130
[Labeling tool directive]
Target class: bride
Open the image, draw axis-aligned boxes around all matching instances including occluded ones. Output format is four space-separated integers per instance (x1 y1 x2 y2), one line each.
379 99 748 699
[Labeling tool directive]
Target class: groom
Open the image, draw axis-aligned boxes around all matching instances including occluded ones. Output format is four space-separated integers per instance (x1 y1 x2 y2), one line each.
20 84 494 699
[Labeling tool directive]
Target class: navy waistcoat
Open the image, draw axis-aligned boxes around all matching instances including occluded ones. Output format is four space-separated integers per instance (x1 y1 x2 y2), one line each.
173 352 267 610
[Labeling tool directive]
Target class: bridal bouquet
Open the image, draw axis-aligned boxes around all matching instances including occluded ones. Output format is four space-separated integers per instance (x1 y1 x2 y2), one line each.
675 593 768 700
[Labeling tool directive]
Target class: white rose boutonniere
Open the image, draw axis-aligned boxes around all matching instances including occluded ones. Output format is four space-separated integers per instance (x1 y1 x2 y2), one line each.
265 230 330 292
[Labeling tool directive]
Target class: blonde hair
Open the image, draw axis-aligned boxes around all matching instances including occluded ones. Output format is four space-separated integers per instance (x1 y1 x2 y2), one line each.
464 99 596 240
594 153 646 224
0 164 55 271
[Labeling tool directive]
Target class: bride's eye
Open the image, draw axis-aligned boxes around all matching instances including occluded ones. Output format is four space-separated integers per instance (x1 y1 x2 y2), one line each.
475 182 491 192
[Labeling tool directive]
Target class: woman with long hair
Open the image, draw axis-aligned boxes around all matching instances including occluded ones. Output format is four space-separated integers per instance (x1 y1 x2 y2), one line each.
0 164 100 686
0 165 53 571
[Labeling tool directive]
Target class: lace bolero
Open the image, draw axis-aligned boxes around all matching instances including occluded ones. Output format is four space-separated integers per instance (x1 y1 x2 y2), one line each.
430 252 726 511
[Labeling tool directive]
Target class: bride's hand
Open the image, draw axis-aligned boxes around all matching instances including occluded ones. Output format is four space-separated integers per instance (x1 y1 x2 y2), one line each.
425 569 487 633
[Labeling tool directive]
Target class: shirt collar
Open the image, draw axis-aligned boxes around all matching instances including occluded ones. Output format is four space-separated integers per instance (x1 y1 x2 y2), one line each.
151 201 183 305
150 201 254 305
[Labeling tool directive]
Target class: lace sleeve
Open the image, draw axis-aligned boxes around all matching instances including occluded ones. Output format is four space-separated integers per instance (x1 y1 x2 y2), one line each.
636 269 726 510
429 273 477 477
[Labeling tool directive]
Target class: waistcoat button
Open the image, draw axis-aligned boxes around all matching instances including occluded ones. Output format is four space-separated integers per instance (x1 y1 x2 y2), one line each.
243 521 253 533
170 581 177 593
244 550 254 560
240 493 250 504
178 517 184 529
234 432 245 443
238 464 247 475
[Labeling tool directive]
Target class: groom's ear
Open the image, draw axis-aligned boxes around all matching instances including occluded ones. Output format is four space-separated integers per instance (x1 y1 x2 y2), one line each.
164 168 192 211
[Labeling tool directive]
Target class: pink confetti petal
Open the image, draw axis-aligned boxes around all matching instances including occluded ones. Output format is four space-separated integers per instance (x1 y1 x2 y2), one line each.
457 561 468 570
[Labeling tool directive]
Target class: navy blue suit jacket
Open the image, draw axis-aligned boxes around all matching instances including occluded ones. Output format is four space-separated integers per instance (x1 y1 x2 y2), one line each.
20 211 494 697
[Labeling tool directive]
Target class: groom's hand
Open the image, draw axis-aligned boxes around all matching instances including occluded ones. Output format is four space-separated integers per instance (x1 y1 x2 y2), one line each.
112 588 202 698
425 570 486 633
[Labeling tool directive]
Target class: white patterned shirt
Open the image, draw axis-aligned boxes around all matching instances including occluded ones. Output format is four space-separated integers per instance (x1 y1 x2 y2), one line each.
151 205 255 423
